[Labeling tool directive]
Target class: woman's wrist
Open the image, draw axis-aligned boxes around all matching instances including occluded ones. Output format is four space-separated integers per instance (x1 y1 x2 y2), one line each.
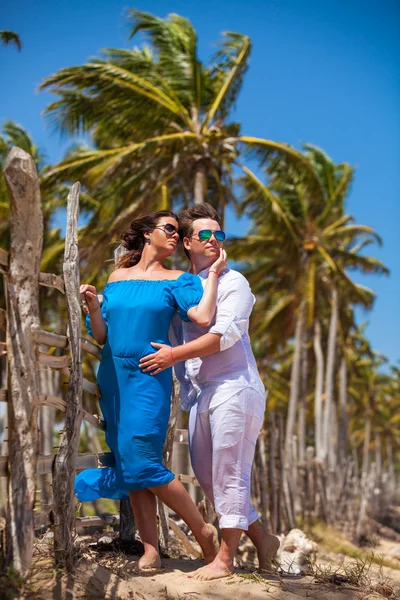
208 269 219 276
89 305 100 315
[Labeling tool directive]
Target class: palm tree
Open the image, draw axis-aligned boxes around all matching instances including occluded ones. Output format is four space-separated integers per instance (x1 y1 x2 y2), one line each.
228 144 388 468
0 31 21 51
39 10 320 278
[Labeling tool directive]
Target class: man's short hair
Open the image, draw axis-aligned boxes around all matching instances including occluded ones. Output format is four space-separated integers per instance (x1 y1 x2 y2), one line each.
178 203 221 240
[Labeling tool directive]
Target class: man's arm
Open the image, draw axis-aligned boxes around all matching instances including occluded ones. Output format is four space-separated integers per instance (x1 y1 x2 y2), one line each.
139 273 254 375
139 333 222 375
208 273 255 351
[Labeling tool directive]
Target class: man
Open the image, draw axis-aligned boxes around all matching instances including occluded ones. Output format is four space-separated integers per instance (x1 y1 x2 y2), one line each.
139 203 279 580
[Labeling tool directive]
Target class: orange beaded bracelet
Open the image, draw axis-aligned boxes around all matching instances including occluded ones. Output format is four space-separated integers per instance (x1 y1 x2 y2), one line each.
209 269 219 276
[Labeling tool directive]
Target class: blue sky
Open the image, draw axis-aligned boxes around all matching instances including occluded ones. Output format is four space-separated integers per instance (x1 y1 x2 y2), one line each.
1 0 399 365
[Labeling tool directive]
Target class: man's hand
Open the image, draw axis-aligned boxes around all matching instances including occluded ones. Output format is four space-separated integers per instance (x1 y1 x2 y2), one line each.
139 342 175 375
210 248 228 274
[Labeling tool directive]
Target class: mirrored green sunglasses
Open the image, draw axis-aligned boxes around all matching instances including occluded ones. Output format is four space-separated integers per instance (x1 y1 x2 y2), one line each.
196 229 226 242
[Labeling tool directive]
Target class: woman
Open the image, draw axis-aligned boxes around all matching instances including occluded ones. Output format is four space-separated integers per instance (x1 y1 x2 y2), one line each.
76 210 226 571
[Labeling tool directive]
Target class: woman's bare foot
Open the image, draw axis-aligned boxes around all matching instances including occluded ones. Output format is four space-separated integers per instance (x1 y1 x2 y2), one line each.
198 524 219 564
124 549 162 573
257 534 280 572
189 555 233 581
138 548 162 571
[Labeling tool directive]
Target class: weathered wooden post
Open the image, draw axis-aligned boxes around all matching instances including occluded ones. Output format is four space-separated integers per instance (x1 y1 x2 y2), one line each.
3 147 43 575
113 244 136 544
254 431 268 527
51 182 83 570
158 374 181 551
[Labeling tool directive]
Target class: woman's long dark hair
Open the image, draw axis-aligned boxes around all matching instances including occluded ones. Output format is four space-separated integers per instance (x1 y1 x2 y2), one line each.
116 210 178 268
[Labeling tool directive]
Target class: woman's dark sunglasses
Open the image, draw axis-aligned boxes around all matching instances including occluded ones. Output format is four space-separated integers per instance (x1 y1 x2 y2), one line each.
155 223 178 235
196 229 226 243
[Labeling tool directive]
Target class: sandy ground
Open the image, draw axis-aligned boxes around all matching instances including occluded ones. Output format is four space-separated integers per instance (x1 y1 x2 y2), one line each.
27 557 397 600
21 529 400 600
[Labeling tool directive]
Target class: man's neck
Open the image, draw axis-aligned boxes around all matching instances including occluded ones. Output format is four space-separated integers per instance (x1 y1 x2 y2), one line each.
189 257 214 275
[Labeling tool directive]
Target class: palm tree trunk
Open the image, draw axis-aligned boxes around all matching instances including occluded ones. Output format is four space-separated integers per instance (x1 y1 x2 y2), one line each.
285 300 305 463
386 438 396 505
298 328 309 465
374 430 382 514
313 319 324 460
355 416 371 542
194 162 206 204
338 356 348 466
322 286 338 461
284 301 305 523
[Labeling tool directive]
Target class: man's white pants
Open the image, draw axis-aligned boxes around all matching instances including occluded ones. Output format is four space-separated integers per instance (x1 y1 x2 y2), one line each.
188 388 265 530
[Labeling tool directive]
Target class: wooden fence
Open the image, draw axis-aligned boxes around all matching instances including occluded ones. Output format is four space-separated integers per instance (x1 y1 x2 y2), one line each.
0 147 203 575
0 146 398 577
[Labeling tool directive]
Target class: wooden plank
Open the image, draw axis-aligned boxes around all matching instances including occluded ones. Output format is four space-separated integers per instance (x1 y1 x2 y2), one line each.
38 330 68 349
168 518 202 558
0 392 185 439
0 247 8 268
0 452 116 478
174 429 188 444
38 353 70 369
176 473 200 487
38 330 102 361
34 514 120 530
0 450 196 483
3 146 43 575
76 515 120 528
39 272 65 294
0 391 106 431
81 337 102 361
0 391 186 438
0 308 6 331
53 181 83 570
0 249 64 294
61 367 100 397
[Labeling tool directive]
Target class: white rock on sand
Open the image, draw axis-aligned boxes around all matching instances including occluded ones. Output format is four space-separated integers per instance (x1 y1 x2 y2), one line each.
278 528 318 575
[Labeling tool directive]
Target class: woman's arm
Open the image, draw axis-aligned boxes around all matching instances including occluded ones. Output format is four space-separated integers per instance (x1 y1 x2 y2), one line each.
81 284 107 345
186 249 227 327
139 332 222 375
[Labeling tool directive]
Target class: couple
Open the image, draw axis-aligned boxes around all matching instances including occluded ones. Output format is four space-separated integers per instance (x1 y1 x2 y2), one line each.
76 203 279 580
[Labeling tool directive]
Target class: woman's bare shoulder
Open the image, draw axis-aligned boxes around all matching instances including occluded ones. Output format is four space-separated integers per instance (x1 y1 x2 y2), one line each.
169 270 186 279
107 268 128 283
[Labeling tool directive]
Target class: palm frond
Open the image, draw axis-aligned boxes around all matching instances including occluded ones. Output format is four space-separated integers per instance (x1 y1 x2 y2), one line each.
0 30 21 51
203 32 251 128
238 164 300 244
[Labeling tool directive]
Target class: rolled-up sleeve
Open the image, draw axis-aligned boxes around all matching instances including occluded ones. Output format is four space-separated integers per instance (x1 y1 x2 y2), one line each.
208 275 255 351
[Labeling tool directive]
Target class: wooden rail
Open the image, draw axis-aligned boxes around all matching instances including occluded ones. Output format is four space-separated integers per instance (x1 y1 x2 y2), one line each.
0 169 194 571
0 427 190 479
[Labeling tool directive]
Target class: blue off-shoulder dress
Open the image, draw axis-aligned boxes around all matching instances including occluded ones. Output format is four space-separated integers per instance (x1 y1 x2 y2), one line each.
74 273 203 501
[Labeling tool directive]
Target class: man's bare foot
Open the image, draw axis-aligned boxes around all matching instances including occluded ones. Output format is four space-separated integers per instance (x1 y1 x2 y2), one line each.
257 534 280 572
189 556 233 581
198 524 219 564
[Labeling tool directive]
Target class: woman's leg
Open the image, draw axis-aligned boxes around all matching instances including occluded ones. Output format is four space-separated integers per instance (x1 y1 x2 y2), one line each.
149 478 218 563
129 488 161 569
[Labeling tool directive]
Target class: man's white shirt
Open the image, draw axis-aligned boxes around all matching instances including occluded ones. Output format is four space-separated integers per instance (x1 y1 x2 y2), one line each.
170 267 265 411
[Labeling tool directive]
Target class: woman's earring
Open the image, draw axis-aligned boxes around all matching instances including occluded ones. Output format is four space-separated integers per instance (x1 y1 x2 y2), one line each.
146 237 151 244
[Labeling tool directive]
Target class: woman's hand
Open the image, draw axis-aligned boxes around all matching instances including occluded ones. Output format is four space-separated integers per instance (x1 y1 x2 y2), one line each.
210 248 227 275
80 284 100 315
139 343 175 375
